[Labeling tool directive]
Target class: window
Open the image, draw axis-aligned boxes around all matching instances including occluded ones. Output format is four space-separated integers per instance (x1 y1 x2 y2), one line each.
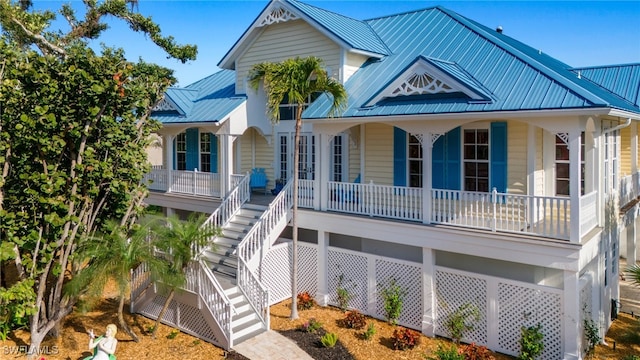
555 133 585 196
408 134 422 188
200 132 211 173
278 133 315 181
603 121 619 195
279 93 321 121
331 135 346 182
463 129 489 192
176 132 186 170
279 135 288 181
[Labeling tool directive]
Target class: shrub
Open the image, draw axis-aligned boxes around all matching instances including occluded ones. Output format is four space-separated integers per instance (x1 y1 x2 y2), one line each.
428 343 464 360
336 274 355 311
463 342 495 360
320 332 338 348
297 291 316 310
299 318 322 333
362 322 376 341
583 317 601 356
622 356 640 360
379 278 406 325
518 323 543 360
342 310 367 330
392 327 421 350
166 329 179 339
445 303 480 344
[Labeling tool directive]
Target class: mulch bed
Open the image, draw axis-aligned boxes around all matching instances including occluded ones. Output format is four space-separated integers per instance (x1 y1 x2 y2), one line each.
278 327 353 360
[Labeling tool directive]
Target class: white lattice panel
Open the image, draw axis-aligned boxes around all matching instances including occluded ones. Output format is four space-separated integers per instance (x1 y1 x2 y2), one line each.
298 244 318 296
580 275 593 358
375 259 422 329
328 248 368 311
177 302 220 345
140 294 179 326
497 283 562 359
262 244 292 305
435 270 488 344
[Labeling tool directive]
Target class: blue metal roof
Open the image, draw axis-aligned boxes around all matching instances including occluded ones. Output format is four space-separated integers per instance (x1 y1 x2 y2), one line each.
571 64 640 108
286 0 389 56
152 70 246 124
304 6 640 118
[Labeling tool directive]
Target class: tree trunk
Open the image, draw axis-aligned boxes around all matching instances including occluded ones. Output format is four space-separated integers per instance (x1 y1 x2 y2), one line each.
118 294 139 342
152 289 175 339
290 112 302 320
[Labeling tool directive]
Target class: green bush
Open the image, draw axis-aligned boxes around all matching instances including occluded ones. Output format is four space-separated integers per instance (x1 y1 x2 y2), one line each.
583 317 601 356
427 343 464 360
299 318 322 333
362 322 376 341
392 327 421 350
445 303 480 344
518 323 544 360
336 274 355 311
320 332 338 348
379 278 406 325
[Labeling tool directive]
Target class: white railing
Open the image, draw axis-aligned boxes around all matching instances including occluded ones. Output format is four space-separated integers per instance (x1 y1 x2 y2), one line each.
298 179 315 208
143 169 221 197
195 260 233 348
200 173 251 253
620 172 640 207
129 262 151 313
432 188 571 240
580 191 598 236
236 179 294 329
327 181 423 221
231 174 245 189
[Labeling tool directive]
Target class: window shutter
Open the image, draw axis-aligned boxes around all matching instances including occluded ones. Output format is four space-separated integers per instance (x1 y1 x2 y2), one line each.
445 127 461 190
211 134 218 173
490 122 507 193
172 137 177 171
432 135 445 189
186 128 199 171
393 127 407 186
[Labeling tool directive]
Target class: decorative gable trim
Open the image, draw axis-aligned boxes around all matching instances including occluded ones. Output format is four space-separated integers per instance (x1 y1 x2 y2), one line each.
365 57 493 107
258 5 299 26
152 96 184 115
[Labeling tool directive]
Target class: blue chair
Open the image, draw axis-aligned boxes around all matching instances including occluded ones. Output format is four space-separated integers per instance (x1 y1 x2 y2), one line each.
250 168 268 194
335 174 361 203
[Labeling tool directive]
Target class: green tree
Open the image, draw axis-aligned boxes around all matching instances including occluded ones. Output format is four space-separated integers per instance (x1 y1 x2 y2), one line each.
248 56 347 319
627 264 640 286
150 214 220 338
0 0 196 357
65 220 169 342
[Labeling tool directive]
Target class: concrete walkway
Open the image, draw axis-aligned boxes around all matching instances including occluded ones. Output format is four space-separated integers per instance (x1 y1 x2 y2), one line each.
232 330 313 360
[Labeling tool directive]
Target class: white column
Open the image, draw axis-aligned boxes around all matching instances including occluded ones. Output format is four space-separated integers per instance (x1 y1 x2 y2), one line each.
220 135 235 197
360 124 366 181
569 130 582 242
315 230 329 306
422 132 432 224
631 122 638 174
165 134 174 193
318 133 331 211
421 248 436 336
563 270 581 360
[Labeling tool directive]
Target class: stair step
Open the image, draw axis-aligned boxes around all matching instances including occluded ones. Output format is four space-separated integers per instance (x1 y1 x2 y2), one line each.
209 262 237 278
233 328 266 346
213 236 241 248
232 308 261 327
232 317 264 341
204 253 238 268
228 216 259 227
222 229 247 240
241 204 268 212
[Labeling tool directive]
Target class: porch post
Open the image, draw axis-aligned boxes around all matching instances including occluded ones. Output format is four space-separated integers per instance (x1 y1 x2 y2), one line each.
628 207 637 265
563 270 581 360
569 130 581 242
166 134 174 193
315 230 330 306
631 122 638 197
220 135 235 197
421 248 436 336
423 132 432 224
318 133 330 211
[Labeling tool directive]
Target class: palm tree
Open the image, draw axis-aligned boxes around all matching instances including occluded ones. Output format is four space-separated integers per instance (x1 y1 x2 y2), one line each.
66 220 169 342
627 263 640 286
248 56 347 319
149 213 220 338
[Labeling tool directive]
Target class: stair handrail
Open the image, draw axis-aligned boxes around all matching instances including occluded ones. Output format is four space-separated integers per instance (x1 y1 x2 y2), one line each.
196 259 235 345
235 180 293 330
237 179 293 262
200 172 251 243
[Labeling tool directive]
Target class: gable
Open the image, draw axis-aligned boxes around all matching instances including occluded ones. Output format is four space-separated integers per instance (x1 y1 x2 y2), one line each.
152 96 184 115
365 57 493 107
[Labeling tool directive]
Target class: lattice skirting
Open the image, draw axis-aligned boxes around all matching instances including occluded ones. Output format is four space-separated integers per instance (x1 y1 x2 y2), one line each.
136 291 223 349
261 242 318 305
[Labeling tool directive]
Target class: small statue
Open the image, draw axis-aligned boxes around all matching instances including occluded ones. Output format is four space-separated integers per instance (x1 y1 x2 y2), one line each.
85 324 118 360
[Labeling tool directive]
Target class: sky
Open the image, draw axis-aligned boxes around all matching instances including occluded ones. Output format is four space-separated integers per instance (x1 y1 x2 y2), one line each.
31 0 640 87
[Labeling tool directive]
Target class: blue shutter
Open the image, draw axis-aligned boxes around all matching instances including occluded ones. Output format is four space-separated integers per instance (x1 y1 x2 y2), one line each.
432 136 446 189
490 122 507 193
393 127 407 186
445 127 461 190
211 134 218 173
185 128 199 171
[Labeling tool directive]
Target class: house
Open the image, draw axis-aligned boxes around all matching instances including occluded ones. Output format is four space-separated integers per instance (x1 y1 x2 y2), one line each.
131 1 640 359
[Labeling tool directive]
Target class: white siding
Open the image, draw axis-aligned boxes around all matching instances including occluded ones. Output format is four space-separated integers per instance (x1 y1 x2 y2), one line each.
507 121 527 195
236 20 341 93
344 52 369 82
364 123 393 185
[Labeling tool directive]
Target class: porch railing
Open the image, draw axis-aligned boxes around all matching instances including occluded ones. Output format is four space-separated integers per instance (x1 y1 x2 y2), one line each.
144 169 221 197
620 173 640 207
298 179 315 208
